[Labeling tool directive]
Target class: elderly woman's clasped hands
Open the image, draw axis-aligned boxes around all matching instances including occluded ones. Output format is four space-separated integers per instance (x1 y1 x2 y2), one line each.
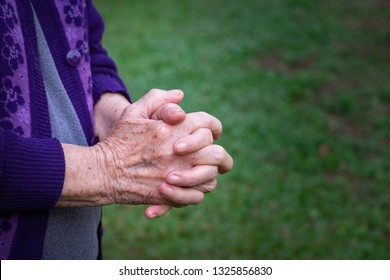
58 89 233 219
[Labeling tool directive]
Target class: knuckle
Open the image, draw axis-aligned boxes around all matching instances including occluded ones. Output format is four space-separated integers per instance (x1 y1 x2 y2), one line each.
207 166 219 180
197 128 213 145
212 145 226 162
208 179 218 192
196 111 208 118
211 166 219 179
199 111 210 119
148 88 161 95
197 111 212 124
213 118 223 138
197 179 217 194
156 123 171 137
201 113 222 138
213 116 222 128
205 129 214 144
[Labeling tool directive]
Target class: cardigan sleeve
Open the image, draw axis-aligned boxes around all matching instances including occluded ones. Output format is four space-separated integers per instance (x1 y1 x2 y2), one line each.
88 2 131 105
0 130 65 212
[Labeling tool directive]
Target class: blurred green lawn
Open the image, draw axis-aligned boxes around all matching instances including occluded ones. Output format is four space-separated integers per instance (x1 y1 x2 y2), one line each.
94 0 390 259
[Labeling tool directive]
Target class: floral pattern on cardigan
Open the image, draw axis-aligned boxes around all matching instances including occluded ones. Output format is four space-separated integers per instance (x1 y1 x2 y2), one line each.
0 0 29 137
0 0 129 259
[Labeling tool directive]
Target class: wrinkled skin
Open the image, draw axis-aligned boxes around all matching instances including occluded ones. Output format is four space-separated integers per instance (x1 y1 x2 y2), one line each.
92 90 233 217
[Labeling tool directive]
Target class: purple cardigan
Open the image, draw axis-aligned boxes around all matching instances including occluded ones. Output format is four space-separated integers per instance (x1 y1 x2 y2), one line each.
0 0 129 259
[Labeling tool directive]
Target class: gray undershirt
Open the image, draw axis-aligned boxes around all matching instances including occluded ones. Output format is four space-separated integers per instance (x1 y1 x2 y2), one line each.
34 10 101 260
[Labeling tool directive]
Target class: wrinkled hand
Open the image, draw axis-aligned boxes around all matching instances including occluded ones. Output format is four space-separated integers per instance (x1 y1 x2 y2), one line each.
146 111 231 218
145 90 232 218
94 89 233 214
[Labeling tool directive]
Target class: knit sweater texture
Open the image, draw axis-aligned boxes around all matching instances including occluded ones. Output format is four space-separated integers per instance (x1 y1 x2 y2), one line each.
0 0 129 259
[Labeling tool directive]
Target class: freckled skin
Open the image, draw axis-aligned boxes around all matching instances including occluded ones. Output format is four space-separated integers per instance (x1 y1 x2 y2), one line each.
98 117 193 205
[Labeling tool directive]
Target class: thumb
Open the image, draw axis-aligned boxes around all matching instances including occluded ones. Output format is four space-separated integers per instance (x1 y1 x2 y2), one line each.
145 204 172 219
123 89 184 120
151 103 186 125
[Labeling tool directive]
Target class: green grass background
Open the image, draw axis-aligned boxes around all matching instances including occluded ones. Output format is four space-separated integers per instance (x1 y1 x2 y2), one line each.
94 0 390 259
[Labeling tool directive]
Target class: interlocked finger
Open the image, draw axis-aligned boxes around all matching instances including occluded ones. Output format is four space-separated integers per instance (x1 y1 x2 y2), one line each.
185 144 234 174
159 183 205 206
174 128 214 154
186 112 223 140
166 165 218 187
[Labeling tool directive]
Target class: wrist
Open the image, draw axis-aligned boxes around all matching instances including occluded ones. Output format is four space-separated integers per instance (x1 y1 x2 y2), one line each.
56 144 112 207
94 92 131 140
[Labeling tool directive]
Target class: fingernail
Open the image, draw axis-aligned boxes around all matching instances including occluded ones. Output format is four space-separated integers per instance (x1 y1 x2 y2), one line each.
169 175 180 183
176 142 187 152
174 108 185 115
161 184 173 195
148 212 157 219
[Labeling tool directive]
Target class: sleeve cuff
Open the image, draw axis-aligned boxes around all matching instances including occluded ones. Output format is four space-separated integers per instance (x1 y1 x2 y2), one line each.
0 131 65 212
92 73 131 105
